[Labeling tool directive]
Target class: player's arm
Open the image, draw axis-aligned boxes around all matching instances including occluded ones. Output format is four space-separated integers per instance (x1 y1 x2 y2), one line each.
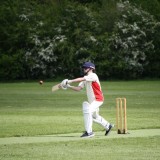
67 85 82 91
67 77 85 91
67 77 85 83
60 77 85 91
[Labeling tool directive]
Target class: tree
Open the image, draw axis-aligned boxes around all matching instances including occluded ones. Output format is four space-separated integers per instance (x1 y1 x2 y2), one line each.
108 1 159 79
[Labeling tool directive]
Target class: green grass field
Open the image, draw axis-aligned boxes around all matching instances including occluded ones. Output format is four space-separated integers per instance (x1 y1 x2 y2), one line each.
0 80 160 160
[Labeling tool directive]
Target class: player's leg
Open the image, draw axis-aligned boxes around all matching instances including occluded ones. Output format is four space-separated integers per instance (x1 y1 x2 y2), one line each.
81 101 94 138
91 101 114 135
92 108 110 129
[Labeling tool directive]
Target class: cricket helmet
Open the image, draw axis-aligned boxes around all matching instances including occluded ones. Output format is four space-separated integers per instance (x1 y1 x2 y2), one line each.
82 62 95 70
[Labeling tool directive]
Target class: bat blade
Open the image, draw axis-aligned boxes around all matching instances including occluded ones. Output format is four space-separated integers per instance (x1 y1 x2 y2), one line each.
52 84 60 92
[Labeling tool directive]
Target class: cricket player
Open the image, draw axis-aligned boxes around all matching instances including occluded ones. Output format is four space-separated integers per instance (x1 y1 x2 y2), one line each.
63 62 114 138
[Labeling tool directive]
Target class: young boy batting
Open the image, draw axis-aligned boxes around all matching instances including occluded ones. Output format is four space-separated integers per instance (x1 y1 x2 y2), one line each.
62 62 114 138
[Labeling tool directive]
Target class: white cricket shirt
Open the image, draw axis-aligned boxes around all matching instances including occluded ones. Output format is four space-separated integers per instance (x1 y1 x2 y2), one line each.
79 72 104 103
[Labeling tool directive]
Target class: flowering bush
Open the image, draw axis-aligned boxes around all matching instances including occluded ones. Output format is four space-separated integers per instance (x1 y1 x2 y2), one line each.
25 35 67 77
0 0 159 80
25 3 102 78
109 1 157 78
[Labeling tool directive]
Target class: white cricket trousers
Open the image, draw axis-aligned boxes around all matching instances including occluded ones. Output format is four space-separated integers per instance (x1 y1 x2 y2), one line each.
82 101 110 133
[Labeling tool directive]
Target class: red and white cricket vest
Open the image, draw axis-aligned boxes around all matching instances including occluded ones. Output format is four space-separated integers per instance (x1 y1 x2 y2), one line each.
79 73 104 103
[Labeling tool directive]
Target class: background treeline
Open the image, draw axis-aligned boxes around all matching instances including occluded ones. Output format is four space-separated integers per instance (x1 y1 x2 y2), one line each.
0 0 160 80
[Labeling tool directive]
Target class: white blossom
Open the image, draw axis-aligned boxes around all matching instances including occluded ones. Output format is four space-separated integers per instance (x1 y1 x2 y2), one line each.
19 14 29 21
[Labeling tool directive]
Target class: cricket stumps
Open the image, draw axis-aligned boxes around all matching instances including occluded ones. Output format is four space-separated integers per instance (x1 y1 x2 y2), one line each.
116 98 127 134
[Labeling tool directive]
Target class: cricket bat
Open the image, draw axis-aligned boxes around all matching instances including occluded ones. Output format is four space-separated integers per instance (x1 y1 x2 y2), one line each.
52 83 60 92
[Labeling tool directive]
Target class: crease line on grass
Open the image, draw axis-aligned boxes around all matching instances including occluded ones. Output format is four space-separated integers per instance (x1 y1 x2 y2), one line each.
0 129 159 145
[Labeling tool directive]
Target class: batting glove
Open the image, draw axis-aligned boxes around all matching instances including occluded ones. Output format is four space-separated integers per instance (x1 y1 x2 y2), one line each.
60 79 68 90
66 83 72 88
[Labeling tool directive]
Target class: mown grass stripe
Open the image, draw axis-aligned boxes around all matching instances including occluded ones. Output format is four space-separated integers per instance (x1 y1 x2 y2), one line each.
0 129 159 145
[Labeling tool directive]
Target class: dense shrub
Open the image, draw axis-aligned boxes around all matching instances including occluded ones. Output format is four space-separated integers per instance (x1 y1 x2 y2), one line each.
0 0 62 79
0 0 159 80
0 52 26 80
108 1 159 79
25 2 109 78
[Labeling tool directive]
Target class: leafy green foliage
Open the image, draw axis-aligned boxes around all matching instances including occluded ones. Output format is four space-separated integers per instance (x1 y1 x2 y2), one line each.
108 1 159 78
0 0 159 80
129 0 160 20
0 52 26 80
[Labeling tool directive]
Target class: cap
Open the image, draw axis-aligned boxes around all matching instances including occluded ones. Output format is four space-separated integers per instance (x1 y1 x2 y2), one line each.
82 62 95 69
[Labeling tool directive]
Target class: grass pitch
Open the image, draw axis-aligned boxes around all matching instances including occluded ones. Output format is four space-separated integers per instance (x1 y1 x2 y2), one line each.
0 80 160 159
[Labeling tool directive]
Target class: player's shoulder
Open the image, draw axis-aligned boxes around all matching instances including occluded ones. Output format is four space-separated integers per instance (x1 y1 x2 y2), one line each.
89 72 97 76
92 72 97 76
91 72 98 78
90 72 99 81
85 72 96 78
